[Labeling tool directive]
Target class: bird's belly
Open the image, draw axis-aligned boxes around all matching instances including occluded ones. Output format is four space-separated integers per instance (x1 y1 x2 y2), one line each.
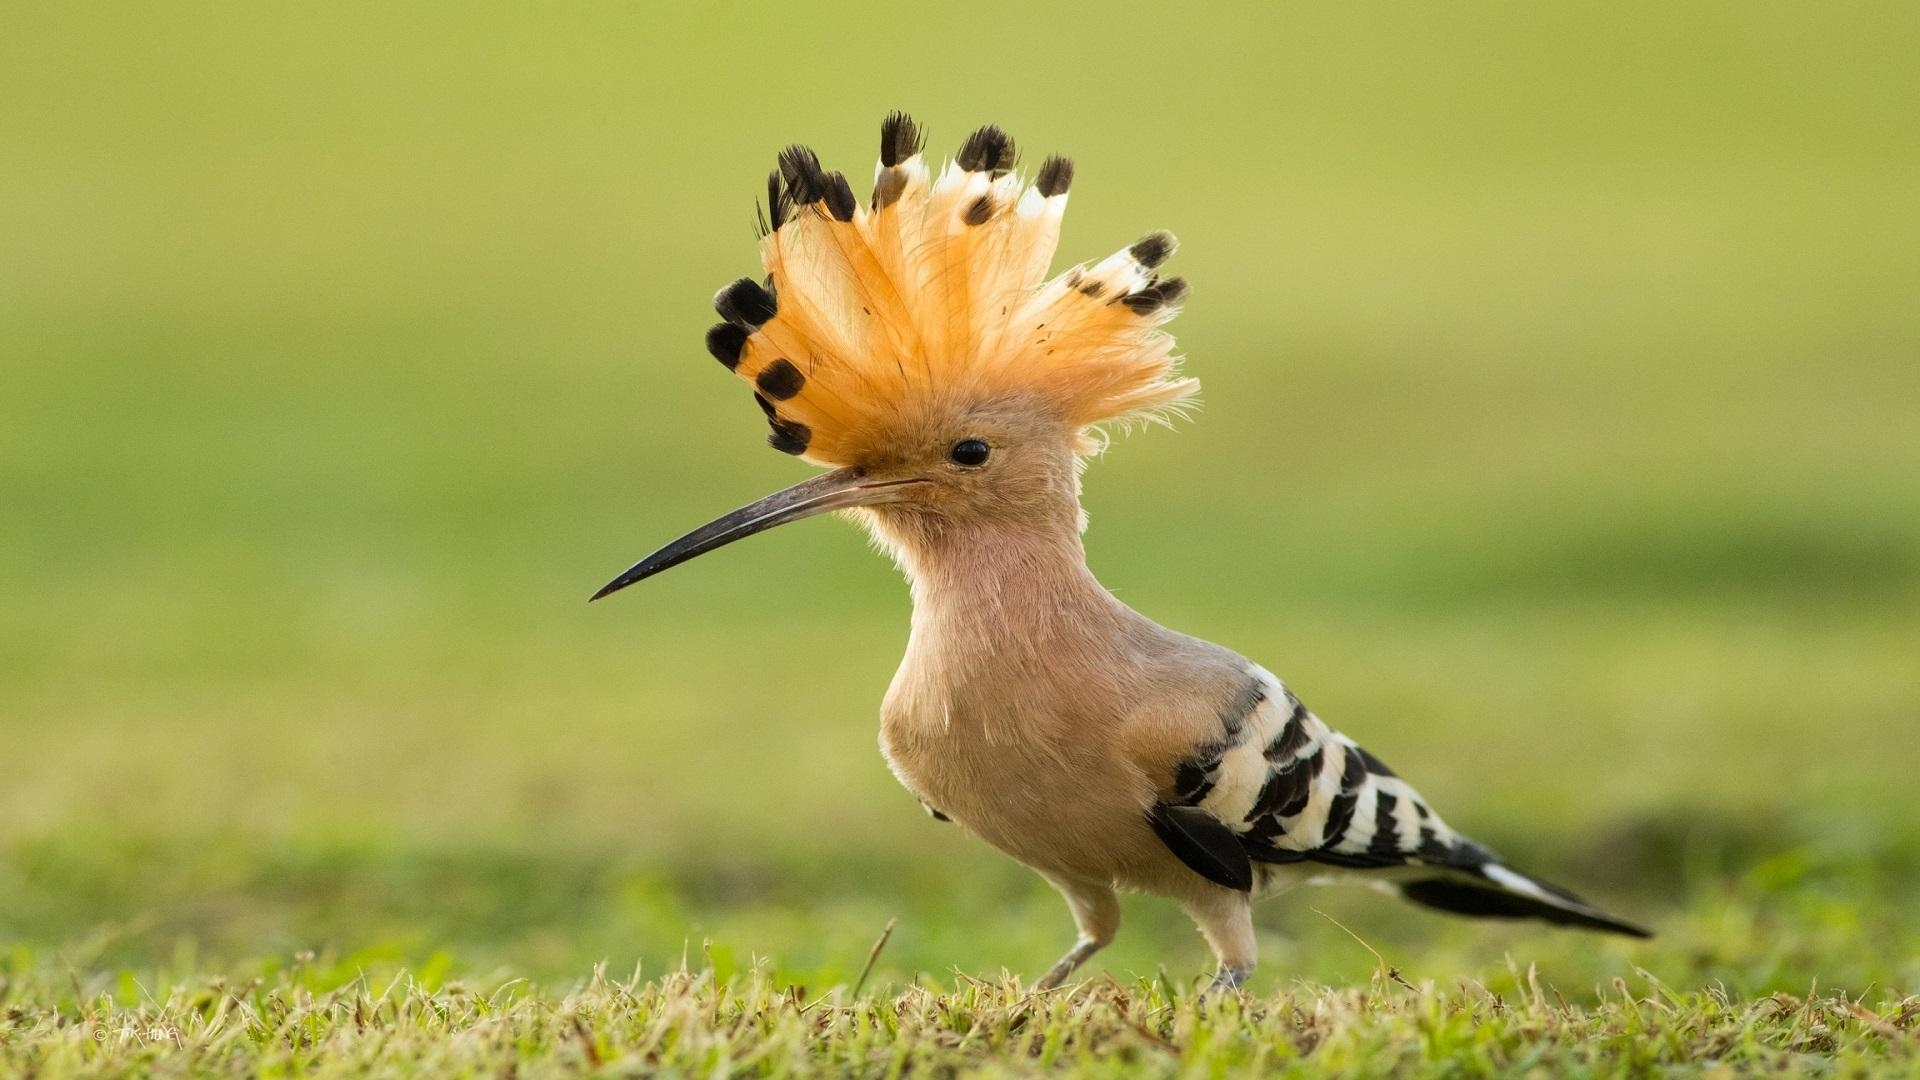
879 712 1164 885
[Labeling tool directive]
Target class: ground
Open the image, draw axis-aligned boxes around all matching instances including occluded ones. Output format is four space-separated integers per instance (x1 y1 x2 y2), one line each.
2 2 1917 1076
9 967 1919 1078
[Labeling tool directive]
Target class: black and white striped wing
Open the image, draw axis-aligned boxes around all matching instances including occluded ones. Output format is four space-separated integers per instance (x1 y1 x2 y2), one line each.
1169 667 1480 873
1153 665 1650 937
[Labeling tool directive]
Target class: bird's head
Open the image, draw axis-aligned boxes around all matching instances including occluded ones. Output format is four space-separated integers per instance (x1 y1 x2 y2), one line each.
593 114 1196 600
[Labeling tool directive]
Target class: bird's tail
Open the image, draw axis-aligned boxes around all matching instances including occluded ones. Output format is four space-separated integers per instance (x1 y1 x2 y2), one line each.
1399 860 1652 939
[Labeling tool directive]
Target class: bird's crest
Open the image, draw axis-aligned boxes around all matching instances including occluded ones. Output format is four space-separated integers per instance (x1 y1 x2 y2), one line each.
704 112 1197 466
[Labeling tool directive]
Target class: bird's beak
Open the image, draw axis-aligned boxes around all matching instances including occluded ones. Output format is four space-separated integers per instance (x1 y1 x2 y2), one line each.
590 467 926 601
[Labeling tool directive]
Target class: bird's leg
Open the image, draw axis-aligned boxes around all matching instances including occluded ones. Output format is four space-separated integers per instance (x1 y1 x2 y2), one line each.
1035 942 1099 992
1032 877 1120 991
1182 890 1257 996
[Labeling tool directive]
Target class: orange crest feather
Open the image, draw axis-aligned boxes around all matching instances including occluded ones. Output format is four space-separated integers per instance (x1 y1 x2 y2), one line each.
704 113 1196 466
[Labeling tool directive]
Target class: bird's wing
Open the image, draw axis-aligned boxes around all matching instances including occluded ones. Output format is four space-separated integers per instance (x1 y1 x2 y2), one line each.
1224 675 1466 866
1156 666 1478 872
1148 665 1649 937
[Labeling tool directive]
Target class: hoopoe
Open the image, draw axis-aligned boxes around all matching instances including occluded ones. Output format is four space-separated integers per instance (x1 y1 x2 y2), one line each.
593 113 1648 991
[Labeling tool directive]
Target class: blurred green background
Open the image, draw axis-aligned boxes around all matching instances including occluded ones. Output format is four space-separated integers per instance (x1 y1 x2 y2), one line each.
2 3 1915 997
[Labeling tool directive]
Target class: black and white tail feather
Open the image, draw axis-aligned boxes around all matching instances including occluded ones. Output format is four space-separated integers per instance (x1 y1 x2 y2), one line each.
1149 666 1650 938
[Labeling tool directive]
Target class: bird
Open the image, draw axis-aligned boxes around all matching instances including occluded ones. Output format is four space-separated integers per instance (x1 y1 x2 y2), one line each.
592 112 1649 993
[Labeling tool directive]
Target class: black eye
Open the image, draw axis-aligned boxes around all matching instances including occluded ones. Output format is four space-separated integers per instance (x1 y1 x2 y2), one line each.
948 439 991 467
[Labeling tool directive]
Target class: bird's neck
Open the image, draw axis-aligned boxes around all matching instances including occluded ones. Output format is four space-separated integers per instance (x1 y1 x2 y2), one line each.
865 502 1145 680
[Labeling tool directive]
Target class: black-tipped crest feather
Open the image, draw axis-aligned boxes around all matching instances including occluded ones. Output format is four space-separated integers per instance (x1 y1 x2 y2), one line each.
1035 154 1074 197
778 145 828 205
879 111 924 167
764 170 791 232
956 125 1016 176
715 277 777 327
1129 230 1177 269
705 323 748 369
766 415 811 455
822 171 856 222
1120 276 1189 315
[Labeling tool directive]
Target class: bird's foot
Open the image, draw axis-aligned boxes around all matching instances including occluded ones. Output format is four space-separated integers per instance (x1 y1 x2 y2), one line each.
1200 966 1252 999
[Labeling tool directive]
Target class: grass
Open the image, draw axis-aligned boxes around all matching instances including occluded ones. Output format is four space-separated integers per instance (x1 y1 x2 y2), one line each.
4 824 1917 1075
8 964 1918 1078
3 0 1918 1075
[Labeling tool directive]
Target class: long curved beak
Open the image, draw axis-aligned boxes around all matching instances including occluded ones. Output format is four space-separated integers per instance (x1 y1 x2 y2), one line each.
590 467 925 601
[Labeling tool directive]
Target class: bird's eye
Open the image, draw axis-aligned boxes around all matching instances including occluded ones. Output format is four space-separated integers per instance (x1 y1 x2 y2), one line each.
948 439 991 467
